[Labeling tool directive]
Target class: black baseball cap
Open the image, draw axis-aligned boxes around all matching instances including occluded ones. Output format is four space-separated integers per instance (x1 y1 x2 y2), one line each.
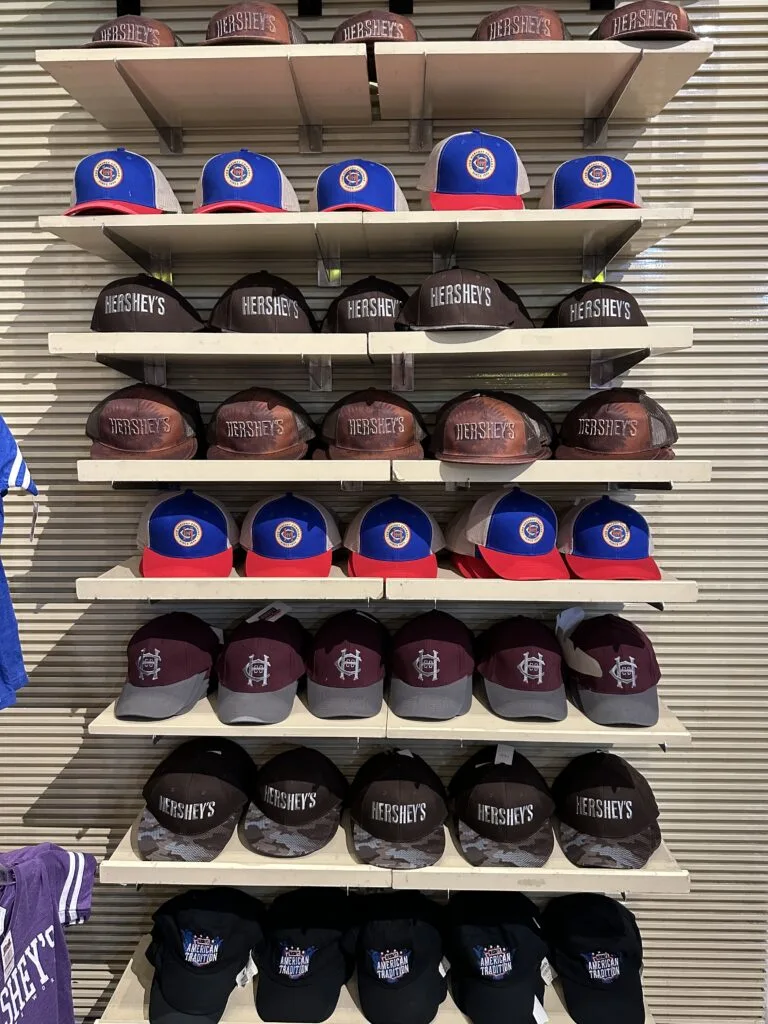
240 746 348 858
446 891 549 1024
449 745 555 867
544 284 647 329
543 894 645 1024
138 738 255 862
397 269 534 330
255 888 354 1023
349 749 448 868
323 276 409 333
91 274 204 332
147 887 266 1024
208 272 319 333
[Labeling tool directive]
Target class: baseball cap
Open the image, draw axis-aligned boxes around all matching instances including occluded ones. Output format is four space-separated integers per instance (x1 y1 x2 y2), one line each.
333 10 419 42
90 275 204 332
115 612 221 721
310 160 409 212
208 272 317 332
137 490 238 578
353 893 447 1024
594 0 698 40
446 892 549 1024
215 616 308 725
543 894 645 1024
389 611 474 721
473 5 569 40
306 610 389 719
86 15 180 48
417 131 529 210
147 888 266 1024
206 387 316 460
463 486 569 580
555 388 678 460
344 495 445 579
476 616 567 721
552 751 661 868
543 284 647 328
322 277 409 333
241 746 348 857
557 496 661 580
138 738 255 862
194 150 300 213
319 389 427 460
445 506 498 579
563 614 660 727
203 2 307 44
397 269 534 331
540 156 642 209
64 148 181 216
432 390 553 464
86 384 202 460
349 749 448 868
255 889 354 1023
240 493 341 577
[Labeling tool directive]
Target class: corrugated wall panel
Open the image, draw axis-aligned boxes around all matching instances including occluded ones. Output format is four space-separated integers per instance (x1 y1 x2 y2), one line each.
1 0 767 1021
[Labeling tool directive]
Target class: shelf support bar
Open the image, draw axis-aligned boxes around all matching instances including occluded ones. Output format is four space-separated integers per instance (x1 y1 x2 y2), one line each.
583 52 643 148
391 352 415 392
582 222 640 282
308 355 333 392
315 228 341 289
114 62 183 155
589 347 650 388
408 56 432 152
289 58 324 153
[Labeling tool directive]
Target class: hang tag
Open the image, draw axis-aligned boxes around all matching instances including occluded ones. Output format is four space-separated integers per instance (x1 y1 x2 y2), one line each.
211 626 225 643
398 749 414 758
236 953 258 987
439 958 450 977
540 957 556 985
29 501 39 544
246 602 290 624
533 995 549 1024
555 607 585 640
1 932 14 981
494 744 515 765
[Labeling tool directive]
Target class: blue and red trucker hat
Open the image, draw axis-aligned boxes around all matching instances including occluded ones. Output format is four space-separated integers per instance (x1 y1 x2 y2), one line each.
310 159 409 212
64 148 181 216
344 495 445 578
138 490 238 578
539 155 643 209
193 149 300 213
417 130 529 210
557 495 661 580
240 492 341 577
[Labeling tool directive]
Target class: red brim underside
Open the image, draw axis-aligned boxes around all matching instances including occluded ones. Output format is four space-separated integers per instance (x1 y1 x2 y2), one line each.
478 545 570 580
564 553 662 580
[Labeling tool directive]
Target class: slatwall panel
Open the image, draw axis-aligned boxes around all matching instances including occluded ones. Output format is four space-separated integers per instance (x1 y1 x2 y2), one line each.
1 0 766 1021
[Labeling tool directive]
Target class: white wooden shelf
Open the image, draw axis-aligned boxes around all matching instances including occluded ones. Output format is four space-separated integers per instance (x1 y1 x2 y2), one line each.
77 460 391 485
392 459 712 485
50 332 368 361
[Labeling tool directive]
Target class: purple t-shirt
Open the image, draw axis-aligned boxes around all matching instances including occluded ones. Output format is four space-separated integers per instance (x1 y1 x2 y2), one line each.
0 845 95 1024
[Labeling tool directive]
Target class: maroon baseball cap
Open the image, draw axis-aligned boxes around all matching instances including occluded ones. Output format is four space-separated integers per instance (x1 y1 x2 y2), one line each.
241 746 349 858
215 616 308 725
476 617 567 721
449 746 555 867
323 277 409 333
473 5 569 40
319 389 427 460
397 269 534 331
206 387 316 460
544 284 647 329
208 273 318 333
552 752 661 869
116 613 221 721
203 2 307 44
389 611 474 721
91 275 204 332
86 384 202 460
85 15 180 47
563 615 660 727
555 388 678 460
307 611 389 720
594 0 698 40
432 390 553 464
349 749 448 869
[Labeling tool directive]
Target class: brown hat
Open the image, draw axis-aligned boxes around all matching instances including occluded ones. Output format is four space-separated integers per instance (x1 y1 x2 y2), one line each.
203 2 308 44
397 268 534 330
432 390 553 464
594 0 698 39
320 389 427 460
86 384 202 460
208 272 318 333
332 9 419 43
206 387 316 460
473 5 569 41
544 284 647 329
556 387 678 460
323 276 409 333
91 275 204 333
85 15 180 48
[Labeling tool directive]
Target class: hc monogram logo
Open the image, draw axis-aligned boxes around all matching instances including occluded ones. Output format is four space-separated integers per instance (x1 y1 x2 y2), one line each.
413 649 440 682
517 651 545 685
244 653 271 688
336 648 362 680
137 647 162 681
610 655 637 689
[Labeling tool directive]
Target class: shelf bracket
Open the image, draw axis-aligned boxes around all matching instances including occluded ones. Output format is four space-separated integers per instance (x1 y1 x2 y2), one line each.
298 0 322 16
315 229 341 289
289 58 324 152
308 356 333 391
409 118 433 153
583 52 643 148
433 228 458 272
391 352 414 392
389 0 414 14
114 62 182 155
101 225 170 277
582 222 640 282
589 347 650 388
341 481 364 492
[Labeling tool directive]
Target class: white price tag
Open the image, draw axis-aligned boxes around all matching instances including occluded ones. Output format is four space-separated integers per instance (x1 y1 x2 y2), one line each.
246 603 290 624
555 607 585 640
540 957 556 985
494 744 515 765
533 995 549 1024
236 953 258 987
439 958 450 977
0 910 6 935
398 749 414 758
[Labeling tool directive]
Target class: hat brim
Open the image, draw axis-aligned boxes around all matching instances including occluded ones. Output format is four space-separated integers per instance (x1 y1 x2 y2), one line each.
604 28 698 40
483 679 568 721
243 549 333 577
478 545 570 580
306 678 384 719
207 440 308 460
325 442 424 460
452 972 545 1024
563 200 640 209
194 201 287 213
435 447 550 464
575 686 659 727
429 193 526 210
358 969 447 1024
555 817 661 869
563 553 661 581
321 203 393 212
216 680 298 725
256 970 345 1023
241 800 342 858
115 672 209 721
149 972 228 1024
450 552 498 579
64 201 164 216
140 548 234 578
137 806 243 862
89 437 198 460
555 444 675 460
388 675 472 720
351 819 445 868
347 551 438 578
559 971 645 1024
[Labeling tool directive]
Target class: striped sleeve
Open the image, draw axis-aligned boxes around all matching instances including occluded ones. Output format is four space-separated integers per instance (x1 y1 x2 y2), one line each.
48 847 96 926
0 416 37 496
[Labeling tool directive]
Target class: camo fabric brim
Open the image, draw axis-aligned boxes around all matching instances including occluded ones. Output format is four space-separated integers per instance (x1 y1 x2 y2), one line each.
455 817 554 867
137 806 241 862
555 817 662 869
351 820 445 868
240 801 341 858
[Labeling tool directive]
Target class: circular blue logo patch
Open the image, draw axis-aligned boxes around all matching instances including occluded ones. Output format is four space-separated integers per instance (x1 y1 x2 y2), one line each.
93 158 123 189
384 521 411 549
173 519 202 548
275 520 303 549
519 516 545 545
223 158 253 189
602 521 630 548
466 148 496 181
339 165 368 193
582 160 612 189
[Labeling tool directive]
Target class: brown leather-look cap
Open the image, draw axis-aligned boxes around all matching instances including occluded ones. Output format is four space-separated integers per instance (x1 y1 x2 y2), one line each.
91 275 204 333
433 390 553 464
332 9 419 43
86 384 202 460
397 268 534 330
206 387 316 460
544 284 647 328
208 272 318 333
85 15 180 48
556 387 678 460
594 0 698 39
203 2 308 44
320 389 427 460
473 5 569 41
323 276 409 333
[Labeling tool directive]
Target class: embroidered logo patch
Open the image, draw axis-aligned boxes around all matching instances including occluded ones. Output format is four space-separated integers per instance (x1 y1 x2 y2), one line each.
339 165 368 193
369 949 411 983
336 647 363 680
473 944 514 980
610 655 638 689
278 943 318 979
137 647 162 681
581 951 621 984
384 522 411 549
466 148 496 180
517 650 546 686
223 158 254 189
244 653 271 688
182 930 223 966
602 521 630 548
93 158 123 188
519 515 545 544
275 520 303 548
173 519 203 548
413 648 440 682
582 160 612 189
